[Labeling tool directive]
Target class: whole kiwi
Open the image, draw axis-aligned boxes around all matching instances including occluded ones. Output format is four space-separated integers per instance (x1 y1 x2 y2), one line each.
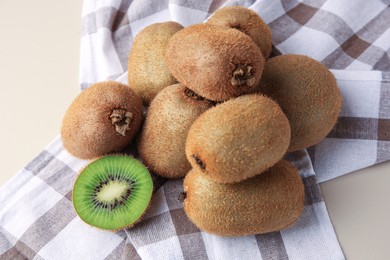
185 94 291 183
259 54 342 151
207 6 272 58
166 24 265 101
183 160 305 236
138 84 213 178
61 81 143 159
128 22 184 104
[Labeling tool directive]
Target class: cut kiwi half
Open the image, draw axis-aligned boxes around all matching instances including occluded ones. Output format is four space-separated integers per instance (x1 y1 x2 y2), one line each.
72 155 153 231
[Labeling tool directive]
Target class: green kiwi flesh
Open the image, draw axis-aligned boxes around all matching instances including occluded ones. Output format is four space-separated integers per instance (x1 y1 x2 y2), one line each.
128 22 184 104
259 54 342 151
183 160 304 236
72 155 153 231
166 24 265 101
61 81 143 159
207 6 272 58
186 94 291 183
138 84 213 178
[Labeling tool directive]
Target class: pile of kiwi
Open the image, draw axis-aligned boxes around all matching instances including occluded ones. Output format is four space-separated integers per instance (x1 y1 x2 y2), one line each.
61 6 342 235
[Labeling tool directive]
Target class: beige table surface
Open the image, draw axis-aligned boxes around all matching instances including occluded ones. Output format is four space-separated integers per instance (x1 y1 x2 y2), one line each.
1 1 389 259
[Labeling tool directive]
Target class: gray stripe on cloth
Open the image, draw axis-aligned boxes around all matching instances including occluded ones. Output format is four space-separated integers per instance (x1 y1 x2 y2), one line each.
327 117 379 140
270 2 320 45
266 0 303 45
306 146 316 167
114 0 132 30
303 175 323 205
112 0 133 71
64 191 72 201
105 240 126 260
376 141 390 163
208 0 228 13
104 239 141 260
321 46 355 68
122 240 142 260
376 75 390 166
170 208 200 235
358 6 390 43
305 9 354 44
300 0 326 8
256 232 288 260
128 0 169 22
0 226 18 255
115 230 127 239
33 158 77 196
151 174 168 192
18 195 76 253
125 211 176 247
82 7 120 36
383 72 390 81
379 75 390 119
25 150 76 196
2 240 38 260
25 150 54 174
374 53 390 71
163 179 185 210
280 0 300 11
355 44 388 68
170 0 212 12
270 15 302 45
112 25 132 72
321 4 390 68
178 233 208 260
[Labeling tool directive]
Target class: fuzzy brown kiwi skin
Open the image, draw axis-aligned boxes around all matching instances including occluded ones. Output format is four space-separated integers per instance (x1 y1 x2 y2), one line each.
166 24 265 101
128 22 184 104
138 84 214 178
61 81 143 159
185 94 291 184
259 54 342 152
183 160 305 236
207 6 272 58
72 154 153 232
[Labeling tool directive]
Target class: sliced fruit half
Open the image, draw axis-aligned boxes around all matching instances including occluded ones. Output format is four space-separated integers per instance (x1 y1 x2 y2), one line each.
72 155 153 231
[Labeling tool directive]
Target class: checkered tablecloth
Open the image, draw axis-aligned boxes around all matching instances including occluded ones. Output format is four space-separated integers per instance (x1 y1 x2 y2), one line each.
1 0 389 259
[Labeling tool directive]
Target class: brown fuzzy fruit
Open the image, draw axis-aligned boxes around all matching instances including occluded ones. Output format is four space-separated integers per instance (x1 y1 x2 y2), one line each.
183 160 305 236
185 94 291 183
61 81 143 159
166 24 265 101
207 6 272 58
259 54 342 151
128 22 184 104
138 84 213 178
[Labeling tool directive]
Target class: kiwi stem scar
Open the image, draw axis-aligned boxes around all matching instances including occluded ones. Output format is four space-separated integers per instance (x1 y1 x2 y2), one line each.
110 109 133 136
231 65 255 87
